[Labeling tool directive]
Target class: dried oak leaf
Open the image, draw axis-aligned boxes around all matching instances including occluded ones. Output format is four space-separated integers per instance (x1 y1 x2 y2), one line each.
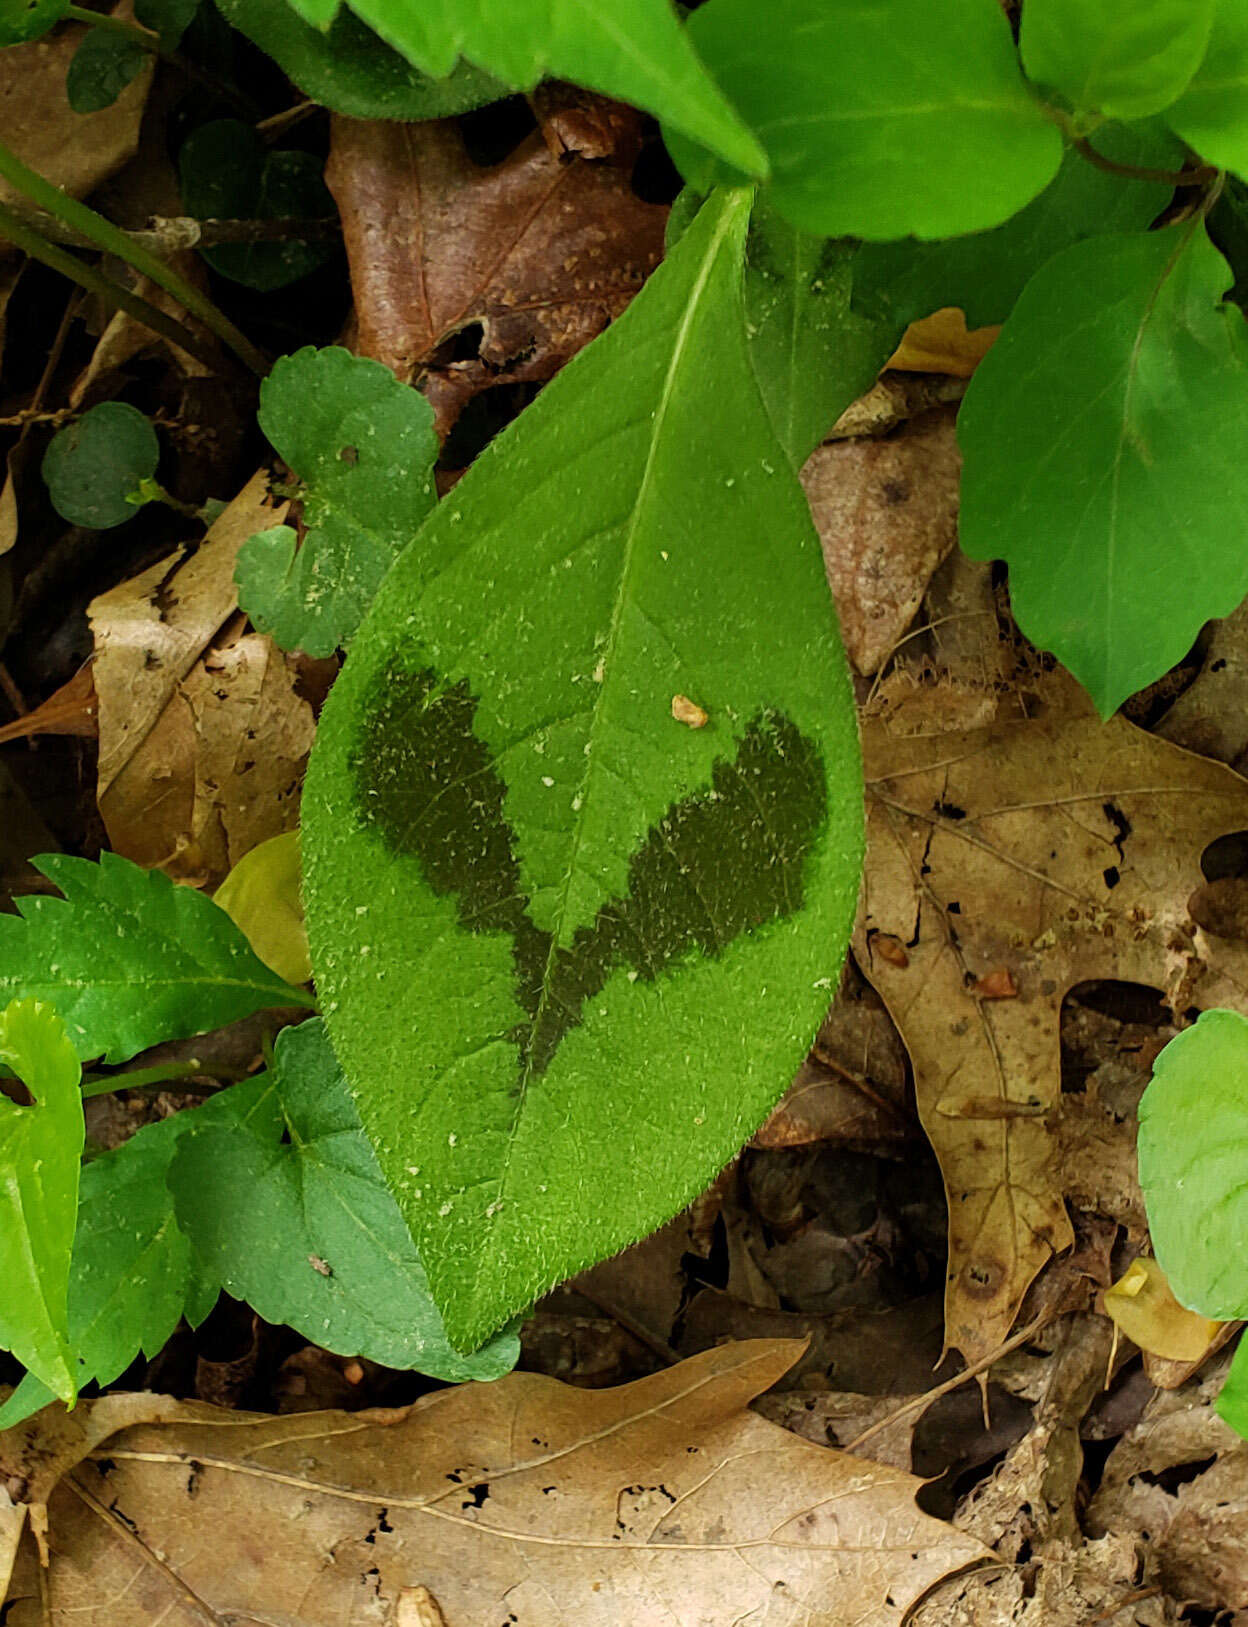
1 1342 987 1625
326 116 667 438
857 694 1248 1364
88 471 314 887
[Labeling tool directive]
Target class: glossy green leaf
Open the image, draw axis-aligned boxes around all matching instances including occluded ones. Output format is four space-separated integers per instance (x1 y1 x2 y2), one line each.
958 225 1248 716
1021 0 1214 120
855 122 1187 333
0 852 314 1065
171 1019 519 1379
1138 1009 1248 1321
179 121 333 293
217 0 503 119
42 402 158 530
235 348 437 658
678 0 1061 240
214 831 310 985
0 0 66 47
66 27 147 113
282 0 765 177
0 1001 83 1405
1217 1336 1248 1438
303 187 864 1350
1168 0 1248 179
0 1108 219 1433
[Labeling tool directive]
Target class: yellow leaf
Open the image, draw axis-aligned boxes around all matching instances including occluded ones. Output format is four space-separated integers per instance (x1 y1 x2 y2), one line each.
887 307 1000 378
1104 1256 1222 1363
214 830 310 986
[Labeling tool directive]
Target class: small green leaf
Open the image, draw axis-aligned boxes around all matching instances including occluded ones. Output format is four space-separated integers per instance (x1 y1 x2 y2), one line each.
303 188 864 1350
134 0 198 46
1168 0 1248 179
0 1001 83 1405
677 0 1061 240
1021 0 1214 120
217 0 504 119
281 0 767 177
1217 1335 1248 1438
235 347 438 657
214 831 310 986
0 852 314 1065
1139 1009 1248 1321
42 402 159 530
170 1019 519 1379
958 225 1248 715
66 27 147 113
0 0 66 47
179 121 334 293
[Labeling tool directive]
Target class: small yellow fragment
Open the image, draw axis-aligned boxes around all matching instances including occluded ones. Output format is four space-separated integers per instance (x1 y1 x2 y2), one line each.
1103 1256 1222 1363
671 694 708 729
214 829 311 986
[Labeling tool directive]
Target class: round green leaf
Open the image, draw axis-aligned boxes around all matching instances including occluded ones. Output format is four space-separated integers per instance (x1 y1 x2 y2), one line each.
1022 0 1215 121
0 0 67 47
42 401 159 529
1168 0 1248 180
66 27 148 114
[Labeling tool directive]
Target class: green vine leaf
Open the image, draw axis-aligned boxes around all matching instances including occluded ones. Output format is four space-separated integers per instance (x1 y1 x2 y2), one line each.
279 0 765 178
0 0 67 47
1168 0 1248 179
1021 0 1214 121
42 402 159 530
66 28 148 114
0 853 314 1065
0 1001 83 1407
303 187 864 1351
676 0 1061 240
958 225 1248 716
235 347 438 658
169 1019 520 1380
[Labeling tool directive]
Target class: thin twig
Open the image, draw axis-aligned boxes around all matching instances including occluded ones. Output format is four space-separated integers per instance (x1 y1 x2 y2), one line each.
5 204 339 257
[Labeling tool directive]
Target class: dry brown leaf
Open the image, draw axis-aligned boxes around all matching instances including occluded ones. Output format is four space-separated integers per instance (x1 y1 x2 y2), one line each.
857 695 1248 1364
0 664 96 745
88 472 312 886
885 308 1000 377
804 408 961 676
0 10 151 236
1157 597 1248 772
2 1342 988 1625
326 116 666 437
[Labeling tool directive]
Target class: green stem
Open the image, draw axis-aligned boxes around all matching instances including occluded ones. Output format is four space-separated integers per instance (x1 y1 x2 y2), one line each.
1071 134 1217 189
80 1059 205 1098
0 200 225 371
0 137 268 374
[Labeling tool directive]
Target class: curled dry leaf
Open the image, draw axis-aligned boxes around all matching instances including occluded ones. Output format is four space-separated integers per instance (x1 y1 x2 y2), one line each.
326 115 667 438
0 664 96 745
88 472 314 887
804 407 962 676
857 689 1248 1364
1 1342 988 1625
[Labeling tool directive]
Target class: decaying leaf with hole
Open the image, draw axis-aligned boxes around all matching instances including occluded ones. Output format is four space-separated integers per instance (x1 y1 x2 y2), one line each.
857 691 1248 1363
325 115 666 437
1 1340 988 1623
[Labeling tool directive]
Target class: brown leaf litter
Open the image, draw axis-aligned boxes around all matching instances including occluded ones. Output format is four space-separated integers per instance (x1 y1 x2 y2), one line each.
1 1342 987 1624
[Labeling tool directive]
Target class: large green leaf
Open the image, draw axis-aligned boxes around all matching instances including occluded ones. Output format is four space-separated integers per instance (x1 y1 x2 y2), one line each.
303 187 863 1351
1168 0 1248 179
0 853 313 1064
1138 1008 1248 1322
0 1001 83 1405
170 1019 519 1379
958 225 1248 716
236 347 438 658
677 0 1061 240
281 0 765 178
1021 0 1214 120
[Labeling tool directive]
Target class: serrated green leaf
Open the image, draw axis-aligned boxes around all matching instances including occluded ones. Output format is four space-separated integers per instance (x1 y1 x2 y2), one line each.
676 0 1061 240
0 852 314 1065
217 0 504 119
42 402 159 529
303 187 863 1350
284 0 765 178
1217 1335 1248 1438
170 1019 519 1379
179 121 333 293
0 0 66 47
1168 0 1248 179
1139 1009 1248 1321
214 831 310 985
855 122 1187 333
66 27 147 113
236 348 437 658
1021 0 1214 121
0 1001 83 1405
958 225 1248 716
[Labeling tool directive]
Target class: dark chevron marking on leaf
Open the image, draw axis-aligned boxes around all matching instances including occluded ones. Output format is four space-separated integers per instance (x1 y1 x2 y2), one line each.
352 659 826 1078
